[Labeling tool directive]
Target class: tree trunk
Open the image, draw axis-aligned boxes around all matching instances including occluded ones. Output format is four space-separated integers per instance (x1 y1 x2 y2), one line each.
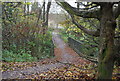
45 1 51 27
114 15 120 66
24 2 26 16
43 1 45 22
97 3 116 79
42 1 51 35
36 7 42 27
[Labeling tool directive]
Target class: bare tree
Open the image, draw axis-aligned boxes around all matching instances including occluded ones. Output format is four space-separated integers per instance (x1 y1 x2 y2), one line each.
42 0 52 34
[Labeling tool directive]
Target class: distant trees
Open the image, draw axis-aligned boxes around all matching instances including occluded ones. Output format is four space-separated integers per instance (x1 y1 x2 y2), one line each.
2 1 54 62
31 2 39 14
35 0 52 34
56 0 120 79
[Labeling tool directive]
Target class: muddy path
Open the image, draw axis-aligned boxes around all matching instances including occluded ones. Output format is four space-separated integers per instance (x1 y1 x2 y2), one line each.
52 31 90 64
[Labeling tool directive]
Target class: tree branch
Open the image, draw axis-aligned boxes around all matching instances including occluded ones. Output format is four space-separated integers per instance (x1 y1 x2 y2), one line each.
78 2 100 10
114 2 120 19
55 0 100 19
70 14 100 37
115 36 120 38
13 2 22 8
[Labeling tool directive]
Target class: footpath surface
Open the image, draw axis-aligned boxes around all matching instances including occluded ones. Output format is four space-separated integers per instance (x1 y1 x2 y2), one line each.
2 31 92 79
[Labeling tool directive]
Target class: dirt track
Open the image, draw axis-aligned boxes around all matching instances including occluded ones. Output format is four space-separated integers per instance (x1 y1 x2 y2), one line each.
2 30 90 79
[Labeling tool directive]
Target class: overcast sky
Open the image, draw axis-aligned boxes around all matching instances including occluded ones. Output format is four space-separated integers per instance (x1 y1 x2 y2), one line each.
50 1 77 13
31 0 77 14
36 0 77 7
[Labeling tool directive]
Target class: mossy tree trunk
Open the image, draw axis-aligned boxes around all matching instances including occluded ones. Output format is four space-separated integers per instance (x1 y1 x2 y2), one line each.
97 3 116 79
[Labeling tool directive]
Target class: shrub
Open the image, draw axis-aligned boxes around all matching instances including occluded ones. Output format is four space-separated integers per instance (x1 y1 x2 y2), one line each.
2 50 37 62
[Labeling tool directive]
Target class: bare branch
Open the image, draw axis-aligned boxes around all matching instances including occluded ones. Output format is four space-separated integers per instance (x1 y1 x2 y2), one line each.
55 0 100 19
13 2 22 8
70 14 100 37
115 36 120 38
78 2 100 10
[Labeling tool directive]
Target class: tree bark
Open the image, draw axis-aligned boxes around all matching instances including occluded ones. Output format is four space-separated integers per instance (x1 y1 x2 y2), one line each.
114 16 120 66
27 4 29 15
97 3 116 79
36 7 42 27
42 1 51 35
45 1 51 27
43 1 45 22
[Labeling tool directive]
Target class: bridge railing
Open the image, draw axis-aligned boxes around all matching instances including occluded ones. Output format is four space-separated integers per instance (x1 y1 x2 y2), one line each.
68 37 98 63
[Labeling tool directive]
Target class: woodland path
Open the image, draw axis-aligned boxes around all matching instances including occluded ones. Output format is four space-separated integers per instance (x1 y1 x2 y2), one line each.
2 30 91 79
52 30 90 64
